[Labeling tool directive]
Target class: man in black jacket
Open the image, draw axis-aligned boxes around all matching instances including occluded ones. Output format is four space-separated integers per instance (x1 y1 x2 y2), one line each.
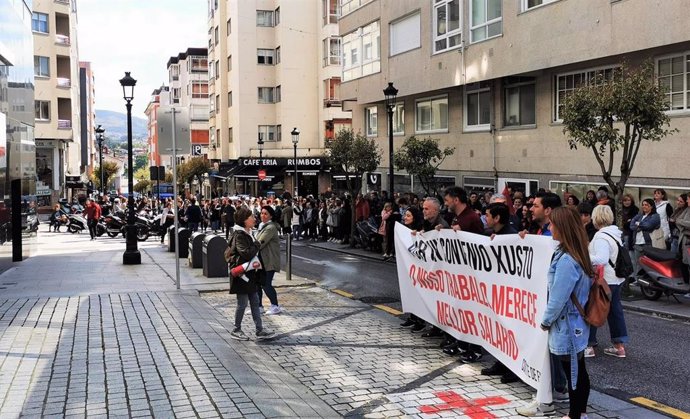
185 197 202 232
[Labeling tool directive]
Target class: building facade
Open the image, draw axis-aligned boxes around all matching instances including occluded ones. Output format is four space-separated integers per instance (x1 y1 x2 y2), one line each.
0 0 37 271
145 85 170 168
32 0 81 206
207 0 352 197
79 61 95 181
339 0 690 200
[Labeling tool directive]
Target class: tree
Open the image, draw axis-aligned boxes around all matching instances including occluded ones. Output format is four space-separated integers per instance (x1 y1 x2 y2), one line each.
561 62 677 217
133 180 151 193
177 157 210 192
134 154 148 172
134 166 149 182
327 128 381 239
92 161 120 191
394 136 455 197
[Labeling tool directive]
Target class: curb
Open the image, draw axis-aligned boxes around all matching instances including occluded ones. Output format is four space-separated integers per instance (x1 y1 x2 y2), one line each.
304 242 392 263
621 301 690 322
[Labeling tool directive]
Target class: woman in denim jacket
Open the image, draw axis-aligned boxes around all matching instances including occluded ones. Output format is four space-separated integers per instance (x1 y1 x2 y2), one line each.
540 207 593 419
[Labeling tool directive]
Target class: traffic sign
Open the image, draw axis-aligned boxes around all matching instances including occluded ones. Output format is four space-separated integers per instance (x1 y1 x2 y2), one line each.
258 169 266 180
192 144 203 156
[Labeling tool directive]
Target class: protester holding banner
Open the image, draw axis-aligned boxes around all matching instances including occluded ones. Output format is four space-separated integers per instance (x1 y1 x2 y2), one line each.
399 206 426 330
228 208 275 341
540 206 593 419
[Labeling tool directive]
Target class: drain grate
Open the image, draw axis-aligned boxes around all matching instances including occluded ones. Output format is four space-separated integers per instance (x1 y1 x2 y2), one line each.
359 296 399 304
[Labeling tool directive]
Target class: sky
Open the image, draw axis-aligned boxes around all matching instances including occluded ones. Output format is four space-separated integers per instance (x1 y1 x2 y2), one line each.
77 0 208 118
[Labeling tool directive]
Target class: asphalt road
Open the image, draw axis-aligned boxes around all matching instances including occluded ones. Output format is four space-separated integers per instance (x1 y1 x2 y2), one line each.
288 241 690 414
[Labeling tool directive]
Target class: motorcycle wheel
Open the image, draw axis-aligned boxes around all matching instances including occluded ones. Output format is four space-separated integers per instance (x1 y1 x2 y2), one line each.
106 230 119 238
136 227 149 242
639 285 662 301
69 225 79 234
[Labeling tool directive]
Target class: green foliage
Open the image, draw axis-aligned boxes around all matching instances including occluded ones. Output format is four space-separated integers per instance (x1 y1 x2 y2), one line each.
134 154 148 172
327 128 381 193
134 166 149 181
394 136 455 196
164 171 173 183
133 180 151 193
561 62 677 216
92 161 120 190
177 157 210 186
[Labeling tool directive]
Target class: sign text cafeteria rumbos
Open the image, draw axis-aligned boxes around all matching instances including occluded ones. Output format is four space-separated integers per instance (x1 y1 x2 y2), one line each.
240 157 324 167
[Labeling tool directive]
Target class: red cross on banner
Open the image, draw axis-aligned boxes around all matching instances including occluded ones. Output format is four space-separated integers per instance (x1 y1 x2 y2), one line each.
418 391 510 418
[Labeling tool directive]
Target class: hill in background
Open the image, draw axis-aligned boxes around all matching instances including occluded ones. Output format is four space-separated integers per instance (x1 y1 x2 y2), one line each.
95 110 148 142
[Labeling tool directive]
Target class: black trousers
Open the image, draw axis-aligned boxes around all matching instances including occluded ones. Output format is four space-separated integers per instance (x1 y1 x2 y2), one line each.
88 219 97 239
560 352 590 419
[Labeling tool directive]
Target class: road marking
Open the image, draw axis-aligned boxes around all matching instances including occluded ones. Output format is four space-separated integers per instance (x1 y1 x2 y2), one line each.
331 289 354 299
373 304 402 316
631 397 690 418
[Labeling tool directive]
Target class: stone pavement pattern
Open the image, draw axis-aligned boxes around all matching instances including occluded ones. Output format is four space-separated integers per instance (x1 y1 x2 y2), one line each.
0 227 666 418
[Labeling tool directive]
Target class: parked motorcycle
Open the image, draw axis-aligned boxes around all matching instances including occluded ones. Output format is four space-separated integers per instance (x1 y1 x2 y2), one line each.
636 246 690 301
21 212 39 235
103 212 126 238
66 213 87 234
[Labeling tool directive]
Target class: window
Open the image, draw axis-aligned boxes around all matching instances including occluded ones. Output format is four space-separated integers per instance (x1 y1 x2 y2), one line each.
190 57 208 72
324 77 341 107
365 106 378 136
275 47 281 64
657 53 690 112
214 60 220 79
390 13 421 56
323 0 338 25
275 85 281 103
228 91 233 107
277 125 282 142
416 96 448 133
210 94 215 114
170 64 179 81
227 18 231 34
214 26 219 45
340 0 373 16
342 21 380 82
433 0 461 53
555 66 618 121
192 82 208 99
274 7 280 25
470 0 502 43
322 37 341 66
465 81 491 130
504 77 535 127
392 103 405 135
172 88 181 104
257 10 274 27
34 56 49 77
258 125 278 142
229 127 233 143
258 87 276 104
32 12 48 33
257 49 275 65
227 55 232 71
522 0 559 11
215 95 220 112
35 100 50 121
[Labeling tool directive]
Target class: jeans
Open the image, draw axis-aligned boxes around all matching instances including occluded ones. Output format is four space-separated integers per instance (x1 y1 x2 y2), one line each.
211 220 220 231
550 353 568 394
88 219 98 239
234 292 263 332
560 353 590 419
292 224 301 240
630 245 644 277
188 222 199 232
257 271 278 307
588 284 628 346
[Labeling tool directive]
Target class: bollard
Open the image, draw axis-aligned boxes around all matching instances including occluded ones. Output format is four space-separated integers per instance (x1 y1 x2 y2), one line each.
286 234 292 281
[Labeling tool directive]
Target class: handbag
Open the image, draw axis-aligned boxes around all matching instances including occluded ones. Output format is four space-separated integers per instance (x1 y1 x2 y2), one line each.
650 228 666 249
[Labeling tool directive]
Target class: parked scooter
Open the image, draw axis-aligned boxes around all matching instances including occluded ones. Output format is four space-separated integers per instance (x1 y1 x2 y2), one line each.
103 212 127 238
66 213 87 234
636 246 690 301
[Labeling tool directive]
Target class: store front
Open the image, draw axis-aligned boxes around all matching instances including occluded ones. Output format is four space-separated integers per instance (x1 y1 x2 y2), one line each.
219 157 330 198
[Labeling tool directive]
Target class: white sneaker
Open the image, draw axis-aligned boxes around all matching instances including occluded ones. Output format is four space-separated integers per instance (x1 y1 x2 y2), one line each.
515 398 555 417
266 305 282 315
553 390 569 403
584 346 595 358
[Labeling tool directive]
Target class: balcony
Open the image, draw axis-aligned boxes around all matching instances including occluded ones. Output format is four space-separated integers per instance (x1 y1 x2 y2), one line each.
57 119 72 129
56 78 71 88
323 99 342 108
55 34 70 45
54 0 70 4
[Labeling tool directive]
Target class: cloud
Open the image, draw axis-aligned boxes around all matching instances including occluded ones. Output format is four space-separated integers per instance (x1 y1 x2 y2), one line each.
77 0 207 117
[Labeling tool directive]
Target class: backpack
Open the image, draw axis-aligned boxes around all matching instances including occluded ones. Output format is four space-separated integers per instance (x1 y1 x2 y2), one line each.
224 232 236 264
571 265 611 327
601 232 634 278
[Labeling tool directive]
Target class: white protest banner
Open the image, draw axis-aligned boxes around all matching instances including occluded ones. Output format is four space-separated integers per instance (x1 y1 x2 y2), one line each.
394 223 556 403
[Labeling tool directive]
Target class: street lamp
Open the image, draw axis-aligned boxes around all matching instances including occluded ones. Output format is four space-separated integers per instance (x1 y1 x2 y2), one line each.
257 133 264 197
291 128 300 198
119 71 141 265
383 82 398 196
95 124 105 196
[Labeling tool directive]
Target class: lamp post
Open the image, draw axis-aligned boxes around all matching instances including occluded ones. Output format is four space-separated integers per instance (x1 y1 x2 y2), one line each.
257 133 264 197
95 124 105 196
119 72 141 265
383 82 398 196
291 127 300 197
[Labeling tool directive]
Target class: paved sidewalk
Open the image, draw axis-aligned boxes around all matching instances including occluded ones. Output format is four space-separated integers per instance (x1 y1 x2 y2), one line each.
0 226 667 418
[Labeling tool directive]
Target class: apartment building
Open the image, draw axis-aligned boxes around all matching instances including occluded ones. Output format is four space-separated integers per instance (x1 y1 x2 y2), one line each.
339 0 690 200
166 48 210 161
145 85 170 168
79 61 96 179
207 0 352 197
32 0 81 206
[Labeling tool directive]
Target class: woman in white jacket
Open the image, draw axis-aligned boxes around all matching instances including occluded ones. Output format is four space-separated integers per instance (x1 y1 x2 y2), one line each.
585 205 629 359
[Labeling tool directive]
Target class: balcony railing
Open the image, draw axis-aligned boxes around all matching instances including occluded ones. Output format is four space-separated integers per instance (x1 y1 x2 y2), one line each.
55 34 70 45
323 99 342 108
54 0 70 4
56 78 71 88
57 119 71 129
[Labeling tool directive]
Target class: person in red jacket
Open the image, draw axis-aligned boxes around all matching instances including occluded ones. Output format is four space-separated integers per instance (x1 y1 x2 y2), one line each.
355 193 370 222
85 198 101 240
